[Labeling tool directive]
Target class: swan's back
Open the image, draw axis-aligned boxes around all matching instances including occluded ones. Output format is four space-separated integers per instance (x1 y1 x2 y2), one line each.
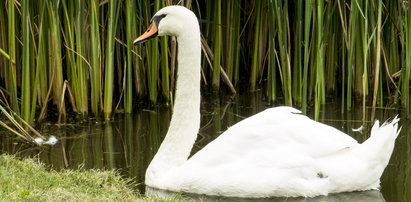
190 107 358 163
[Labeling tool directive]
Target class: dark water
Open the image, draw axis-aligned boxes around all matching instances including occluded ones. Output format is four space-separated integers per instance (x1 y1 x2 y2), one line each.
1 91 410 201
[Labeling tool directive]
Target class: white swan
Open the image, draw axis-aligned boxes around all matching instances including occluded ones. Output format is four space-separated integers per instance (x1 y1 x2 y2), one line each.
134 6 401 198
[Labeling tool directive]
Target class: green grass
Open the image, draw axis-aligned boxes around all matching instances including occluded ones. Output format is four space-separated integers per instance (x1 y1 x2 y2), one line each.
0 154 181 201
0 154 140 201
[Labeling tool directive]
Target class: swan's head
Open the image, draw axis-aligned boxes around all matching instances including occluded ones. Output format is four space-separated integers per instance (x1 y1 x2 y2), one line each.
133 6 198 44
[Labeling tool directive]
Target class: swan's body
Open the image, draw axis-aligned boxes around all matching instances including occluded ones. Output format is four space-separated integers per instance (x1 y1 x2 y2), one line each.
134 6 400 198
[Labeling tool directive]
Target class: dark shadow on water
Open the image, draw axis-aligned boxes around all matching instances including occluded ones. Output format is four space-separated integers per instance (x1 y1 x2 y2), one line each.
146 186 385 202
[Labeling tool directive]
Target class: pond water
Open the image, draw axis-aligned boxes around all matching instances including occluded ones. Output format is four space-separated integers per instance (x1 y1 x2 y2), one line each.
1 91 410 201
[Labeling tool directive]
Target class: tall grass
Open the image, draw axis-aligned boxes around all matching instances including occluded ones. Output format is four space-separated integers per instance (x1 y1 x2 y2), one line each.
6 0 19 115
402 1 411 113
212 0 222 91
249 0 261 91
267 0 277 103
103 0 120 118
302 0 314 113
46 0 66 118
0 0 411 124
125 0 135 112
160 0 170 101
21 0 32 123
272 0 292 106
314 0 325 120
90 0 102 115
371 1 383 120
34 1 48 121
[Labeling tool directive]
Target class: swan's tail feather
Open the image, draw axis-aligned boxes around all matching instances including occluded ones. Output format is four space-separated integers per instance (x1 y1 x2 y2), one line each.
370 116 401 137
346 116 401 190
358 116 400 169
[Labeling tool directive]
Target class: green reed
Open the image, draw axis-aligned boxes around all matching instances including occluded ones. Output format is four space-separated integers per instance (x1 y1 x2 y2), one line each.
272 0 292 105
34 1 47 121
160 0 170 101
0 1 6 67
225 0 241 86
402 2 411 112
124 0 136 112
144 1 158 104
21 0 32 123
302 0 314 113
61 0 89 116
267 0 277 103
212 0 222 90
125 0 135 112
90 0 102 115
1 0 411 124
314 0 325 120
103 0 120 118
292 0 303 104
371 1 382 119
134 1 146 98
47 0 66 118
6 0 19 115
249 0 261 92
346 0 358 111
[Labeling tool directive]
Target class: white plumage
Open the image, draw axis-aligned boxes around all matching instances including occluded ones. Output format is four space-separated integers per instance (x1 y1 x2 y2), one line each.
135 6 401 198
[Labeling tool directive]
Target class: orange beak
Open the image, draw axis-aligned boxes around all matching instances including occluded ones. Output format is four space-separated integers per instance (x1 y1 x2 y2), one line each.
133 21 158 44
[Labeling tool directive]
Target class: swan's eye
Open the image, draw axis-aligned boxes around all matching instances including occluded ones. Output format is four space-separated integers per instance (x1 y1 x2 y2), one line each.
153 14 167 26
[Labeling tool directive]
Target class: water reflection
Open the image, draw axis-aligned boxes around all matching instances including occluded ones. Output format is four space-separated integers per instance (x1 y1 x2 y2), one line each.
146 186 385 202
0 91 409 201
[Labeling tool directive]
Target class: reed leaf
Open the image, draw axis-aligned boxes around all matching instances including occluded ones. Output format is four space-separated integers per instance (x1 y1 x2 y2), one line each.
292 0 303 104
160 0 170 101
21 0 31 122
267 1 277 103
346 0 359 111
250 0 261 91
46 0 66 117
402 2 411 112
371 1 382 120
125 0 135 112
90 0 101 115
1 0 411 122
6 0 19 115
74 0 88 115
32 1 48 121
103 0 120 118
212 0 222 91
314 0 325 120
273 0 292 105
302 0 314 113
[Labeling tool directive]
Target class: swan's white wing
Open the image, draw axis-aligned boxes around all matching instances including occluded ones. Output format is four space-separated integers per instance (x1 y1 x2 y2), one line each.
189 106 357 165
168 107 359 197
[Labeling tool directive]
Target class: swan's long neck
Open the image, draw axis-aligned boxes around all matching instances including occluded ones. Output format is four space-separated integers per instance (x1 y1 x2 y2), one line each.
146 23 201 178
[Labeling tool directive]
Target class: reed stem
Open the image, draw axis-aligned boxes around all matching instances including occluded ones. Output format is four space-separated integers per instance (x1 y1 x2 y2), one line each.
90 0 101 115
103 0 120 118
212 0 222 91
250 0 261 91
125 0 135 112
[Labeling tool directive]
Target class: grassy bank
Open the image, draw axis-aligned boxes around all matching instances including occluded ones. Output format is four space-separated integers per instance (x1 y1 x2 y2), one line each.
0 154 174 201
